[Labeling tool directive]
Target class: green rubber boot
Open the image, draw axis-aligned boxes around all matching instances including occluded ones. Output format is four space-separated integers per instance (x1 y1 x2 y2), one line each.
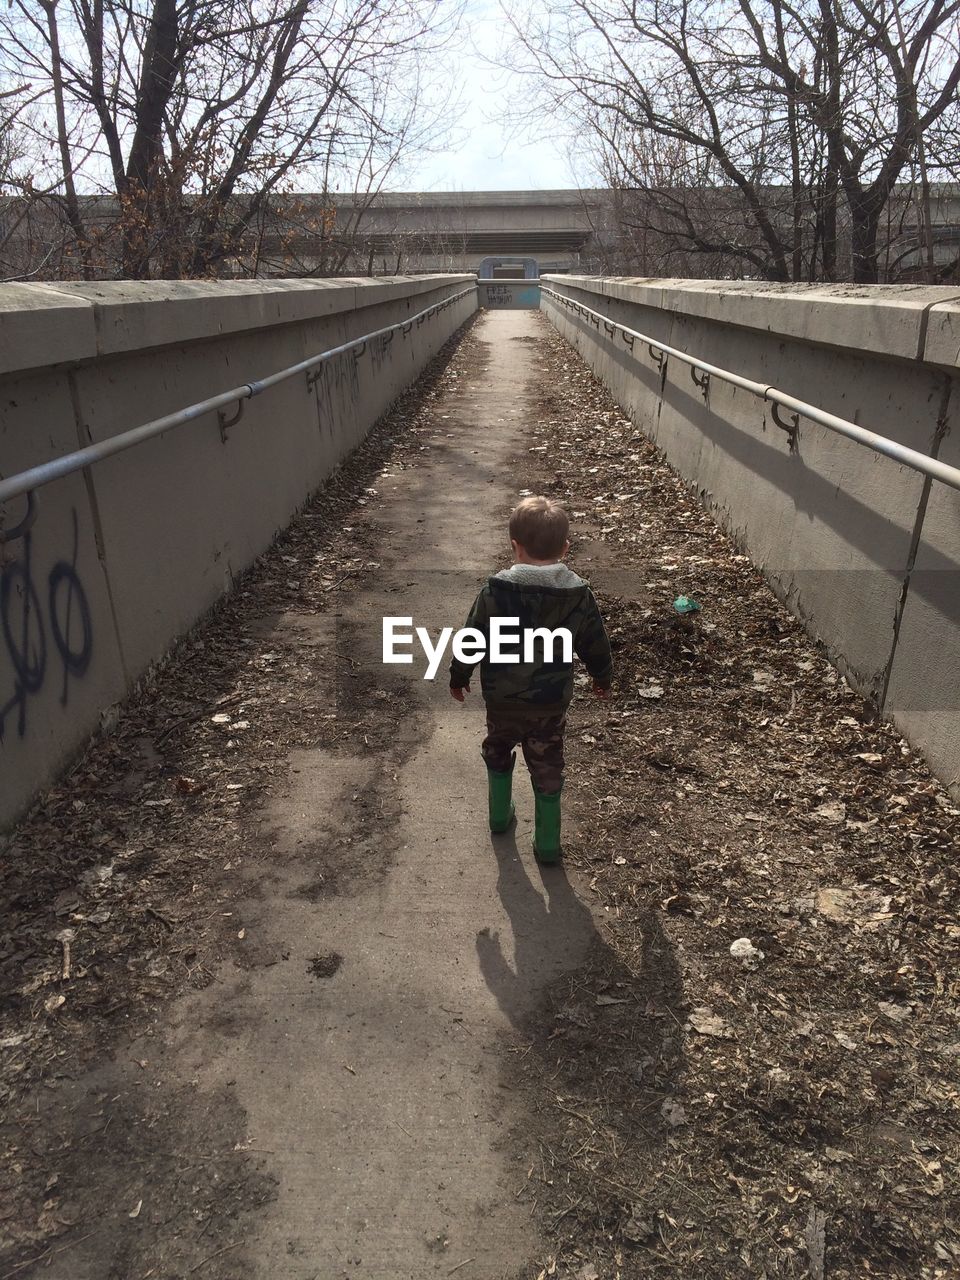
533 788 562 863
487 763 515 833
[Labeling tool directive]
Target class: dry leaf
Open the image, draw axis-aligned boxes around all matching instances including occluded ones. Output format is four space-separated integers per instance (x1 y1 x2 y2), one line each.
688 1008 734 1039
812 800 846 824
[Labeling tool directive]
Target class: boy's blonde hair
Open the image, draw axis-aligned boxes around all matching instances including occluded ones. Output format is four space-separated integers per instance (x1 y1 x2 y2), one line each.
509 496 570 560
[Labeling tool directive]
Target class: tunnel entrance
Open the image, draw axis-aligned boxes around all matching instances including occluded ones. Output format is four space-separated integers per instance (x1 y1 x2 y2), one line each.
477 256 539 279
477 256 541 309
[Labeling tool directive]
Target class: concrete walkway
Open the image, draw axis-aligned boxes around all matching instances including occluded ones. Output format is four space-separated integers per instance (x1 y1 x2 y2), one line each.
75 311 596 1279
208 310 598 1277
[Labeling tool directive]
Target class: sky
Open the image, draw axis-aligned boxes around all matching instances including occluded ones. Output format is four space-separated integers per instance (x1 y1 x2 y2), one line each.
398 0 588 192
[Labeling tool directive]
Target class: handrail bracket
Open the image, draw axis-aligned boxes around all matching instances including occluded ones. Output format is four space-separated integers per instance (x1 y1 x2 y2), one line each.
771 402 801 453
691 366 710 399
0 489 38 546
218 398 245 442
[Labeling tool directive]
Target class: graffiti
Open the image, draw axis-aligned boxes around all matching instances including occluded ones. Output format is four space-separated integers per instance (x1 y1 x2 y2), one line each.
1 508 92 740
480 283 541 310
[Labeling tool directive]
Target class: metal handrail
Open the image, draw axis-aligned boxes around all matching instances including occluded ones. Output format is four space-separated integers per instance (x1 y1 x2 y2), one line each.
0 284 477 527
541 285 960 494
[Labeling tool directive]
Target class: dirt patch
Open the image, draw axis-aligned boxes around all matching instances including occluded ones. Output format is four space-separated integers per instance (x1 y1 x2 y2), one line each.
307 951 343 979
503 318 960 1279
0 1065 276 1280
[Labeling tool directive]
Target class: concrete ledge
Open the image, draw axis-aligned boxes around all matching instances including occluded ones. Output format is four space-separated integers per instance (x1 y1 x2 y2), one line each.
547 276 960 365
350 276 475 312
41 275 474 356
0 284 98 375
923 301 960 371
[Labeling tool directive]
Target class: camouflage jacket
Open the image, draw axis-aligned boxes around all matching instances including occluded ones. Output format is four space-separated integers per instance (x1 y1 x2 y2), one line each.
449 563 613 714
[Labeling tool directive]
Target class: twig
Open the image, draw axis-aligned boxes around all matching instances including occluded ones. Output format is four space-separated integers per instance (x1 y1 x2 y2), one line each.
554 1099 594 1127
448 1259 475 1275
1 1231 95 1280
188 1240 243 1274
1 1248 51 1279
550 1196 583 1225
56 928 74 981
145 906 175 930
393 1119 413 1138
323 571 356 592
155 693 242 745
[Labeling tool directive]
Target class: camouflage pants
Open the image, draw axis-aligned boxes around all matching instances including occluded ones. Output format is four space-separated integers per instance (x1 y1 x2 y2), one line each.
482 710 566 795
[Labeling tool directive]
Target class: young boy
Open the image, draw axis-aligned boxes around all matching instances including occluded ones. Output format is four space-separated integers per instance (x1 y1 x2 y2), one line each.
449 495 613 863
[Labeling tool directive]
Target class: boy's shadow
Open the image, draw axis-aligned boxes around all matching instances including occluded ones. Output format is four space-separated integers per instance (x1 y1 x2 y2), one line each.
476 824 687 1202
476 826 596 1026
475 828 685 1040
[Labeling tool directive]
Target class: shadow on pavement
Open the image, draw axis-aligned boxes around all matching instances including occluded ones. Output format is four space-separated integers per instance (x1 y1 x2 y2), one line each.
477 825 684 1043
476 826 597 1025
476 822 689 1257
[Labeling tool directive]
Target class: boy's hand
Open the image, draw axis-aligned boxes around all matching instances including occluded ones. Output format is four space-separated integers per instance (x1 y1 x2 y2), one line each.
450 683 469 702
593 683 611 699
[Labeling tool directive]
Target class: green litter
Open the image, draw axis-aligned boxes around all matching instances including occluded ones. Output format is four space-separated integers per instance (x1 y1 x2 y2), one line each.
673 595 701 614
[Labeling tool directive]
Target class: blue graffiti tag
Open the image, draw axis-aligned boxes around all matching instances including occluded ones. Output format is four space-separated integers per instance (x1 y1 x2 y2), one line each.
1 508 92 740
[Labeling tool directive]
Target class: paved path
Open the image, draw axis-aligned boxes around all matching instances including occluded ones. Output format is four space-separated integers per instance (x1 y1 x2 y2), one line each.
53 310 596 1280
214 310 597 1277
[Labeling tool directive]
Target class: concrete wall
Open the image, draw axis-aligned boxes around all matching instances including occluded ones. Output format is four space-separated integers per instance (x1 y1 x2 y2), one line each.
542 275 960 793
0 275 476 829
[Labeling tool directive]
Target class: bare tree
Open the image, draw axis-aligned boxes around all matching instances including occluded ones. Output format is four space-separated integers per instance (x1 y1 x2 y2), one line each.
0 83 69 279
1 0 462 279
502 0 960 282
